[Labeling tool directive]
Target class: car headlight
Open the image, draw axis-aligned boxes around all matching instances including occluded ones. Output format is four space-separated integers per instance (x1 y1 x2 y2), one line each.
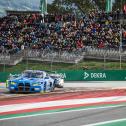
60 79 64 84
11 82 16 85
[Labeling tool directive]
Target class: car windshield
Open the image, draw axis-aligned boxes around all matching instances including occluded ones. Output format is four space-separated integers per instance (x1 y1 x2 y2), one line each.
23 71 43 78
9 74 20 79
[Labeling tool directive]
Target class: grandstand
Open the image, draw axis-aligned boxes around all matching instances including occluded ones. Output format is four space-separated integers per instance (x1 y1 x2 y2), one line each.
0 0 126 69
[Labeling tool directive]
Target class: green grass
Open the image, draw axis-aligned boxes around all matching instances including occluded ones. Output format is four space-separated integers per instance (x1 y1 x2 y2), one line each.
0 60 126 72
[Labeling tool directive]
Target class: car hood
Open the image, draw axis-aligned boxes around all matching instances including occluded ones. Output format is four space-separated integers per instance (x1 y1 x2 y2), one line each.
9 77 44 83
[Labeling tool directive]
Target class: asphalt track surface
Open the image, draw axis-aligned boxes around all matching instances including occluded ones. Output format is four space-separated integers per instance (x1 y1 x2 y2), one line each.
0 105 126 126
64 81 126 89
0 81 126 126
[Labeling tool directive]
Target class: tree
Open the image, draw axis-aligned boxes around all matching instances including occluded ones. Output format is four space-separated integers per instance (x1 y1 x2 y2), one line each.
113 0 126 11
47 0 96 14
47 3 73 14
94 0 106 10
47 3 59 13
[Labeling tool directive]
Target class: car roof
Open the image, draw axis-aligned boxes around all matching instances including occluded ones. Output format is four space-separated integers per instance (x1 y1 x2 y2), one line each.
23 70 46 73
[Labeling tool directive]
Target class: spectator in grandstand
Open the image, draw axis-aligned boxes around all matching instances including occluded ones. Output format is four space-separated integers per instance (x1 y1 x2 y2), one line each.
0 10 126 55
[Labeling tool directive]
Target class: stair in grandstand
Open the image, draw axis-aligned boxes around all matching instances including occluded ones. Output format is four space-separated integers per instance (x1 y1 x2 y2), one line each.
0 51 24 65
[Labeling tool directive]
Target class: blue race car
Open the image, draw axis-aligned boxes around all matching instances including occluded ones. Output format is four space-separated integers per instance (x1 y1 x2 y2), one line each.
7 70 55 93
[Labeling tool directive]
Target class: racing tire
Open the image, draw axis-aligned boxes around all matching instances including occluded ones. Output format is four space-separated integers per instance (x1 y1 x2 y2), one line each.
58 85 63 88
43 83 46 92
9 90 15 93
50 82 55 92
55 84 63 88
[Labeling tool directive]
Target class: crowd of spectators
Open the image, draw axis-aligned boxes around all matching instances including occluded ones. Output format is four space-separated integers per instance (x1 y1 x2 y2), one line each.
0 10 126 54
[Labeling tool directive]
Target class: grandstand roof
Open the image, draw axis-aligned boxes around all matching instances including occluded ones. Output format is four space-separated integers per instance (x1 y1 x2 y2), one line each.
0 0 40 17
6 10 40 15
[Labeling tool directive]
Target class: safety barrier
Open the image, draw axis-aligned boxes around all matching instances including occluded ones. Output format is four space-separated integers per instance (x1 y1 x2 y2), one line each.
56 70 126 81
1 70 126 82
0 72 9 82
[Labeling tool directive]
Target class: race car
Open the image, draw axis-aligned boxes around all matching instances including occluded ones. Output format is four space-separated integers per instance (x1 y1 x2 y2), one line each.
7 70 55 93
49 72 64 88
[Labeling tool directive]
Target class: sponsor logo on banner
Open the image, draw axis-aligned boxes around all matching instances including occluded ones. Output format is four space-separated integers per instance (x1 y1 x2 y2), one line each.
84 72 106 79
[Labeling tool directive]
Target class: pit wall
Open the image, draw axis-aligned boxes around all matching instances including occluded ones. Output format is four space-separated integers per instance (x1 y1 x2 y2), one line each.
1 70 126 82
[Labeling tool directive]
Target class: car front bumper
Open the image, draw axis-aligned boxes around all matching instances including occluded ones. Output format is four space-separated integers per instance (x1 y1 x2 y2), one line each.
9 85 42 93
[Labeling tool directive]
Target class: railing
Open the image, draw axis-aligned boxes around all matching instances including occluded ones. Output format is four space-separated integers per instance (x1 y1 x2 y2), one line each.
24 49 84 64
84 46 126 61
1 47 126 65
